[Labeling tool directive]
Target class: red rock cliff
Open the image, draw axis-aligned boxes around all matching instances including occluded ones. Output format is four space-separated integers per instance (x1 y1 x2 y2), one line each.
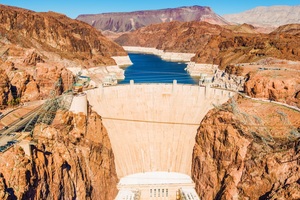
0 107 118 199
0 4 128 107
192 97 300 199
244 70 300 108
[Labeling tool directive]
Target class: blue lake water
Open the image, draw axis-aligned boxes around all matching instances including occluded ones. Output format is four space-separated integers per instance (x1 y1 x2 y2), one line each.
119 53 197 84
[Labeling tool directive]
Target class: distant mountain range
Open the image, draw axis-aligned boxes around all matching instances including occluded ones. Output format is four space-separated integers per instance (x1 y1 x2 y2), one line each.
76 6 229 32
223 5 300 27
77 5 300 33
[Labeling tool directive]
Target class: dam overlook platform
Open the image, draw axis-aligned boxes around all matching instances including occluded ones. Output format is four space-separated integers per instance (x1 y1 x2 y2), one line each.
85 81 233 199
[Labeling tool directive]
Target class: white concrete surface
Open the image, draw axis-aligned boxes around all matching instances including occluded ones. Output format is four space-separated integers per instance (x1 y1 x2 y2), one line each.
112 55 133 67
185 62 218 77
69 93 87 115
118 172 193 185
123 46 195 62
67 65 126 85
86 84 232 178
105 65 125 80
18 140 33 157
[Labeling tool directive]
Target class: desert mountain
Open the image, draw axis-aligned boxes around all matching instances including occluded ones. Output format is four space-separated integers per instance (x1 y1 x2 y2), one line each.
76 5 229 32
270 23 300 37
223 5 300 27
0 4 127 106
115 21 230 53
0 4 126 66
115 21 300 68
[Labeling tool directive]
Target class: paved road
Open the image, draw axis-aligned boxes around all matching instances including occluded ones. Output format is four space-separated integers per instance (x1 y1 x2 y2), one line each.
0 104 43 137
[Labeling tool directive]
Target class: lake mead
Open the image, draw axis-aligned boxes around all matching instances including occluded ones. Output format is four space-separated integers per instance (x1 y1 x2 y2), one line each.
119 53 197 84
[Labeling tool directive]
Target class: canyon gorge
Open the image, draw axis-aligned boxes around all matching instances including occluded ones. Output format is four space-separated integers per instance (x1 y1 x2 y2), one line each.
0 3 300 200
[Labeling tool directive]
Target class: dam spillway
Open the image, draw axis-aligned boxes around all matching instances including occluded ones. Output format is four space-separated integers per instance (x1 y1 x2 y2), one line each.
86 82 233 179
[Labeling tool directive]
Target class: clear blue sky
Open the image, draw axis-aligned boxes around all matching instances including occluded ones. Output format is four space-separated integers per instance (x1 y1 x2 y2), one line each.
1 0 299 19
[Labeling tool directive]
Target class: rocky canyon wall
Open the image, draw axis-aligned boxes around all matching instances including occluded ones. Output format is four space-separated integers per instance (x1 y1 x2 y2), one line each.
192 96 300 199
0 107 118 200
0 4 128 108
244 69 300 108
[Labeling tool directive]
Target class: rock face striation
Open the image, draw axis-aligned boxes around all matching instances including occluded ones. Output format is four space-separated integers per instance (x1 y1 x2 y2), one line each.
0 108 118 199
223 5 300 27
76 6 229 32
192 97 300 200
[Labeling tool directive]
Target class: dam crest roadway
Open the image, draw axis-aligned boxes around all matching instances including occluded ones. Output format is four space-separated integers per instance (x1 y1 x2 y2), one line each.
85 81 233 199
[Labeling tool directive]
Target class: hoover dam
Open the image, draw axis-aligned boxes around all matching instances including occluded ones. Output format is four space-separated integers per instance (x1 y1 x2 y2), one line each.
83 81 233 199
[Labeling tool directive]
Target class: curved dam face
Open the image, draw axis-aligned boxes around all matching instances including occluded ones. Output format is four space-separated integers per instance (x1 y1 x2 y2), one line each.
86 83 232 178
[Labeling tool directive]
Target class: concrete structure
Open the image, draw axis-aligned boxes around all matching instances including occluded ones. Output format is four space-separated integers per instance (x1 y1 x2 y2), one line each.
116 172 199 200
69 93 87 115
86 83 232 178
87 83 233 199
18 139 36 157
123 46 195 62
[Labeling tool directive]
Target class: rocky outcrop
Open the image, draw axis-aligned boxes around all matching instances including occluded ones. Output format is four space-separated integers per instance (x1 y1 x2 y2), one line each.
23 51 44 66
0 108 118 199
77 6 229 33
192 97 300 200
191 30 300 68
270 23 300 37
34 65 71 99
223 5 300 27
0 69 13 107
244 70 300 108
212 69 245 91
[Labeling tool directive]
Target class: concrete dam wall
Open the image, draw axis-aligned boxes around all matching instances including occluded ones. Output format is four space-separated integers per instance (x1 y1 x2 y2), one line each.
86 83 232 178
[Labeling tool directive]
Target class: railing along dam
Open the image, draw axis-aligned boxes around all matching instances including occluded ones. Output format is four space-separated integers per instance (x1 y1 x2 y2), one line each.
86 83 232 178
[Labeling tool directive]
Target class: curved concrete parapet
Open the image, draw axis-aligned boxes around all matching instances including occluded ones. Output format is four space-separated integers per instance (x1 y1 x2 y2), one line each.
86 84 233 178
69 93 87 115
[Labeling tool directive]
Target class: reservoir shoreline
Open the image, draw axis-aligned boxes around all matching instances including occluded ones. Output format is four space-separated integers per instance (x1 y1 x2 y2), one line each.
123 46 195 62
